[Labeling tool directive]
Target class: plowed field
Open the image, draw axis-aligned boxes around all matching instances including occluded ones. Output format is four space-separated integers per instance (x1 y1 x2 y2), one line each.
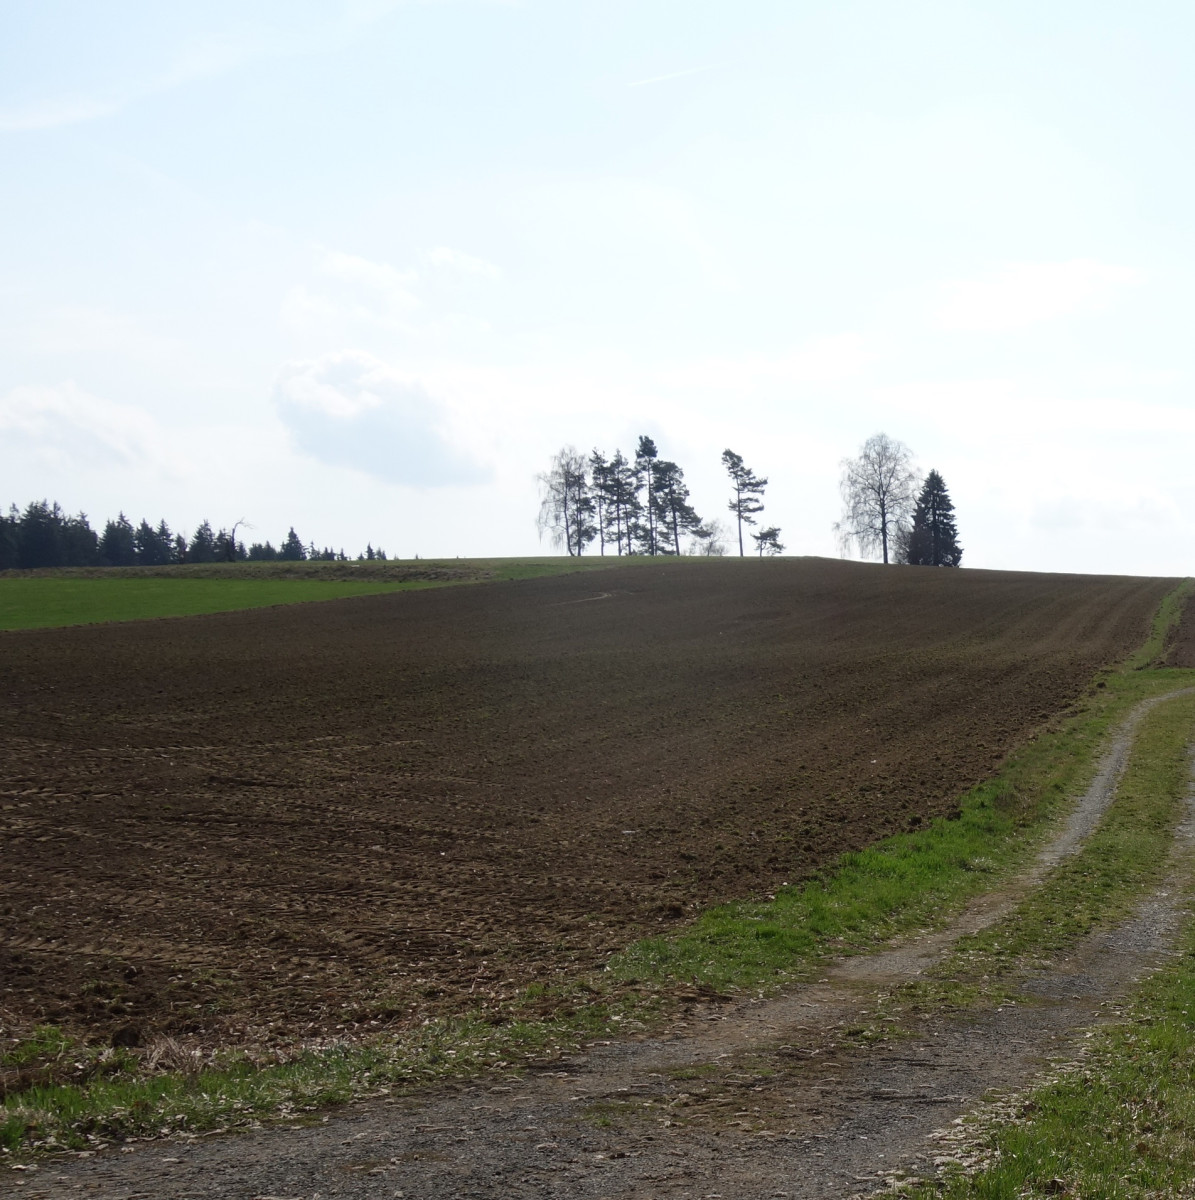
0 558 1171 1052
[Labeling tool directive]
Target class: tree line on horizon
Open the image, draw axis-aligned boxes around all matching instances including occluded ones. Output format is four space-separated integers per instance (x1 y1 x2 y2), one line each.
0 501 390 571
539 431 961 567
537 439 784 558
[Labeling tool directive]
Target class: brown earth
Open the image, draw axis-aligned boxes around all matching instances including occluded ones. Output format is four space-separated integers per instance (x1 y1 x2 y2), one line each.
0 557 1171 1055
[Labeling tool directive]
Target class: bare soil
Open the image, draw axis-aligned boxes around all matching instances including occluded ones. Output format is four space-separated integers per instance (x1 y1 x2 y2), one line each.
16 694 1195 1200
0 558 1169 1053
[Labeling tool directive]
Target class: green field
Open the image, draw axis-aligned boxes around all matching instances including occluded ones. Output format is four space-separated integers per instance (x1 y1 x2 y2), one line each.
0 557 626 631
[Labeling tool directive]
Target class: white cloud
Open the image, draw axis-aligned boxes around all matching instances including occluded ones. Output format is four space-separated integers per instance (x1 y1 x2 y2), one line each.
425 246 501 279
281 249 423 335
322 250 421 312
935 260 1143 332
0 382 177 474
272 349 488 486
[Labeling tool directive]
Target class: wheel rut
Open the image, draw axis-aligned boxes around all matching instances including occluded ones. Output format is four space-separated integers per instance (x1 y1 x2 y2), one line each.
14 692 1195 1200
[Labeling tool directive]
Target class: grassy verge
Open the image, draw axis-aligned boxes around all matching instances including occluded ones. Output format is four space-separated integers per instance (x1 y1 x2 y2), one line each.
912 882 1195 1198
2 584 1192 1160
0 556 626 630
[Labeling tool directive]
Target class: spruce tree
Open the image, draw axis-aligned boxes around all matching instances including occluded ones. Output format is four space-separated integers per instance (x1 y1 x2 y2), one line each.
98 513 137 567
280 527 307 561
902 470 962 567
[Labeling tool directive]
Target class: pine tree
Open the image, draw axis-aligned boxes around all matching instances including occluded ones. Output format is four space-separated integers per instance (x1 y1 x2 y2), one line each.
751 526 785 556
722 450 768 557
589 450 613 555
634 436 660 554
901 470 962 567
608 450 638 555
652 459 702 555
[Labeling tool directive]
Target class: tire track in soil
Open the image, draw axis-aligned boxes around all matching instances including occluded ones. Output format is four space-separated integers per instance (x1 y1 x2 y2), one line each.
19 690 1195 1200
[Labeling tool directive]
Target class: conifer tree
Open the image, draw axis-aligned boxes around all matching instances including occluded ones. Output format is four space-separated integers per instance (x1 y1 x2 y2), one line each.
589 450 613 555
901 470 962 566
280 527 307 561
608 450 638 555
189 520 218 563
99 513 137 567
634 436 660 554
722 450 768 556
652 458 702 555
751 526 785 556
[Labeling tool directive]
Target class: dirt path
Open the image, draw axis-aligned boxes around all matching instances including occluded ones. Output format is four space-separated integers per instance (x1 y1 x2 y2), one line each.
11 692 1195 1200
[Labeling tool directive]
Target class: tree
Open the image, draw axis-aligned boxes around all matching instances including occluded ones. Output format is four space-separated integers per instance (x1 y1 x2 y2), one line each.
61 512 98 566
688 519 729 556
280 527 307 561
135 519 173 566
751 526 785 556
634 436 660 554
834 433 917 565
18 500 66 568
722 450 768 557
900 470 962 567
607 450 638 555
589 450 613 555
651 458 703 555
189 520 218 563
536 446 596 556
0 507 18 570
98 513 137 567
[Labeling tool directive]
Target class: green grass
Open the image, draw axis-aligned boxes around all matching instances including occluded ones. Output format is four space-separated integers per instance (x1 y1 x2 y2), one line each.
0 556 628 630
0 576 437 630
2 579 1192 1161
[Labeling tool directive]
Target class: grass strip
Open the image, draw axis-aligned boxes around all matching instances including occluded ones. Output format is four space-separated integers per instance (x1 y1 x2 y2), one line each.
0 556 635 630
911 884 1195 1199
0 577 440 630
1124 575 1195 670
3 587 1192 1158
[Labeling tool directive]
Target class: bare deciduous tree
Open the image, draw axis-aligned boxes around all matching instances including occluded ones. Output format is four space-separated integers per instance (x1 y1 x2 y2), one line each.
834 433 917 564
688 518 729 556
536 446 595 556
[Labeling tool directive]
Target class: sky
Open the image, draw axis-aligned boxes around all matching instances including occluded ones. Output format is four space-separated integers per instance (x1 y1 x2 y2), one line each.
2 0 1194 574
